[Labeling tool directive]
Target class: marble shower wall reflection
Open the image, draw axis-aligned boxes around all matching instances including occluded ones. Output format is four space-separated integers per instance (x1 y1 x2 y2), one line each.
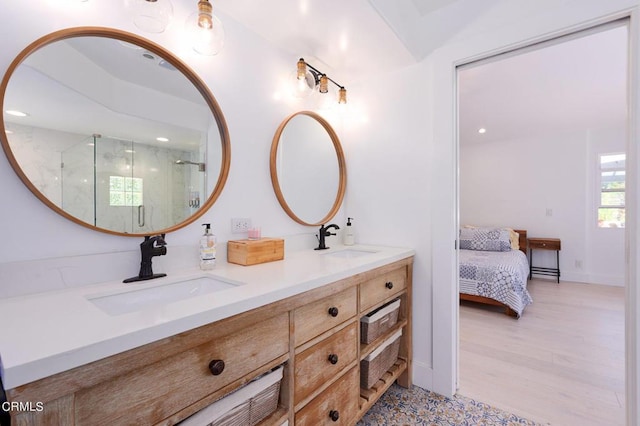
9 123 205 234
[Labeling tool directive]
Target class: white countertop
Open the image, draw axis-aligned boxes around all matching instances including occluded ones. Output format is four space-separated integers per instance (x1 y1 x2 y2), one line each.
0 244 414 390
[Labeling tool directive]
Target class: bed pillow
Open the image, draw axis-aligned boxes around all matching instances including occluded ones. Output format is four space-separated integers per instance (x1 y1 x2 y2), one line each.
462 225 520 250
503 228 520 251
459 227 512 252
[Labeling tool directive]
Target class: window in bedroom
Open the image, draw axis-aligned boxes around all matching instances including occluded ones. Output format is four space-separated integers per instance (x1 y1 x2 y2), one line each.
598 153 625 228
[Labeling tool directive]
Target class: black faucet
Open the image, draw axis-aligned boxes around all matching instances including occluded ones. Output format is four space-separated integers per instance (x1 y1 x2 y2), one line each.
123 234 167 283
315 224 340 250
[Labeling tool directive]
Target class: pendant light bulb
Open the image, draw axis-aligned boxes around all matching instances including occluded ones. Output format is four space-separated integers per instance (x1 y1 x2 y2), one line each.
297 58 307 80
186 0 225 56
291 58 315 98
319 75 329 94
128 0 174 33
338 87 347 104
197 0 213 29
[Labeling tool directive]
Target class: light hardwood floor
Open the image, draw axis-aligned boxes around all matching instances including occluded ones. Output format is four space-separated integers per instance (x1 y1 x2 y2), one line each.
458 278 625 426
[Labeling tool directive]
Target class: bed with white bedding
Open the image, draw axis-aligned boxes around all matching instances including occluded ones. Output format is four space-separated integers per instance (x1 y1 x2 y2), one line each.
459 227 532 318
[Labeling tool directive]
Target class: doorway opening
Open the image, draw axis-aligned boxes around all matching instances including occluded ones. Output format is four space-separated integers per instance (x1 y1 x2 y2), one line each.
455 20 628 425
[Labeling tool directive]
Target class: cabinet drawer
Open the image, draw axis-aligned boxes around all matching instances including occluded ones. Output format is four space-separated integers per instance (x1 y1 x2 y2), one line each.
528 238 561 250
295 321 358 405
295 366 359 426
360 267 407 312
74 312 289 425
294 287 357 346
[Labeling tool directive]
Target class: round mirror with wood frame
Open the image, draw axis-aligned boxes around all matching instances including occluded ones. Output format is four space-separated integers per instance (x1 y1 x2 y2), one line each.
0 27 230 237
270 111 346 226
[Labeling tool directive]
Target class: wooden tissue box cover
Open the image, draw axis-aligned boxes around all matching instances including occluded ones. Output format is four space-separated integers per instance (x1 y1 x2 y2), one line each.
227 238 284 266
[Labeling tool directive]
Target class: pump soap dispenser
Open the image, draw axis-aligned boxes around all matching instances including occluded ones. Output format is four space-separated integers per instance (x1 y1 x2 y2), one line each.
200 223 216 270
344 217 355 246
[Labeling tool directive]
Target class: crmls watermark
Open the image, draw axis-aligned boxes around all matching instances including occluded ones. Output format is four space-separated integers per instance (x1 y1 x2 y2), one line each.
1 401 44 412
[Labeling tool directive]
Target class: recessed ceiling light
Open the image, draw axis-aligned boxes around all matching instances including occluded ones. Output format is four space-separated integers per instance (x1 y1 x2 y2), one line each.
478 128 486 134
125 149 135 153
5 130 13 134
5 110 28 117
158 60 176 71
118 40 142 50
156 137 169 142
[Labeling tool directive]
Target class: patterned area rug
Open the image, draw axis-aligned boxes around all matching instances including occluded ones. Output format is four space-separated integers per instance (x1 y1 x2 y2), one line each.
357 384 542 425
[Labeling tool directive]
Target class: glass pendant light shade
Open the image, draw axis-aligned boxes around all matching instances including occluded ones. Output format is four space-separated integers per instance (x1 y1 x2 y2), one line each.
315 84 337 111
128 0 174 33
186 0 225 55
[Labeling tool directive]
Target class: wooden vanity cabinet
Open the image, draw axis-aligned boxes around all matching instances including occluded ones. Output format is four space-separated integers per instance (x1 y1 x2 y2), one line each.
6 257 412 426
8 308 291 426
294 366 360 426
289 257 413 425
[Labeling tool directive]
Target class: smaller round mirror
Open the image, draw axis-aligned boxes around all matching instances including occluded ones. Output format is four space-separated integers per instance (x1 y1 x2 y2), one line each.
270 111 346 226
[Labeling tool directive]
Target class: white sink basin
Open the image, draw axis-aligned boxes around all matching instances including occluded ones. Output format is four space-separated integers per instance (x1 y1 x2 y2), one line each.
324 248 378 259
87 276 240 316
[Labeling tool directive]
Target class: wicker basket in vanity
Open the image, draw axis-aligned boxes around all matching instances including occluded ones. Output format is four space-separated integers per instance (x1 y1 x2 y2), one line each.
179 365 282 426
360 298 400 344
360 329 402 389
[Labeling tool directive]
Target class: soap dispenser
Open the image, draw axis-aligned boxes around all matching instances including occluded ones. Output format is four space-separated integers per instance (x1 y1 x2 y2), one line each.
200 223 216 270
344 217 355 246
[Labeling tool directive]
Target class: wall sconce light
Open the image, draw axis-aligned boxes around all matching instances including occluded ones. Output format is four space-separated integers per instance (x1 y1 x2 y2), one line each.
294 58 347 104
185 0 225 55
128 0 174 33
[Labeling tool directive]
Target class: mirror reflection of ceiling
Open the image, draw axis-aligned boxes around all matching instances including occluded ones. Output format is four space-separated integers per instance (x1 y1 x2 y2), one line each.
69 37 205 104
459 24 627 147
4 37 211 151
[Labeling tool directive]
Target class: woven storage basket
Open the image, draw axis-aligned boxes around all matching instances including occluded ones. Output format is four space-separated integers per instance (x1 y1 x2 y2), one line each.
360 298 400 344
210 401 250 426
249 379 281 425
360 329 402 389
179 365 283 426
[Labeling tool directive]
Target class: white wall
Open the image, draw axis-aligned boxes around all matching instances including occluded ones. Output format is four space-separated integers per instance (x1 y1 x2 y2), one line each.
344 60 434 388
460 126 626 286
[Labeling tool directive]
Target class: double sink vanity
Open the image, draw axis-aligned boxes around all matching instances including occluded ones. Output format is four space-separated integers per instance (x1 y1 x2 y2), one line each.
0 24 414 426
0 245 414 425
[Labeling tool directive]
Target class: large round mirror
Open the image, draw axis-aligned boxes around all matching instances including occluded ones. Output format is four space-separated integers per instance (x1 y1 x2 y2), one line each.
0 27 230 236
270 111 346 226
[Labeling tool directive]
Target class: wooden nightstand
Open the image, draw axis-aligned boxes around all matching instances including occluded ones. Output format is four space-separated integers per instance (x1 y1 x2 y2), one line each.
528 238 561 283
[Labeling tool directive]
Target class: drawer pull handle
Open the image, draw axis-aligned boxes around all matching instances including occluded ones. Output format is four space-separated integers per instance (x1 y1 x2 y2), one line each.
385 281 394 289
208 359 225 376
328 353 339 365
328 306 339 317
329 410 340 422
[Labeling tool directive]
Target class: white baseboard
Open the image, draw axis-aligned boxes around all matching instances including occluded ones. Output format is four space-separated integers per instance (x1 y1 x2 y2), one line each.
560 271 624 286
411 360 433 391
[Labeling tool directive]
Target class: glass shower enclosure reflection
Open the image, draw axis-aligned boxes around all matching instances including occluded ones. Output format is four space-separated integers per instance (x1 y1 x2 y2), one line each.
61 134 205 234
